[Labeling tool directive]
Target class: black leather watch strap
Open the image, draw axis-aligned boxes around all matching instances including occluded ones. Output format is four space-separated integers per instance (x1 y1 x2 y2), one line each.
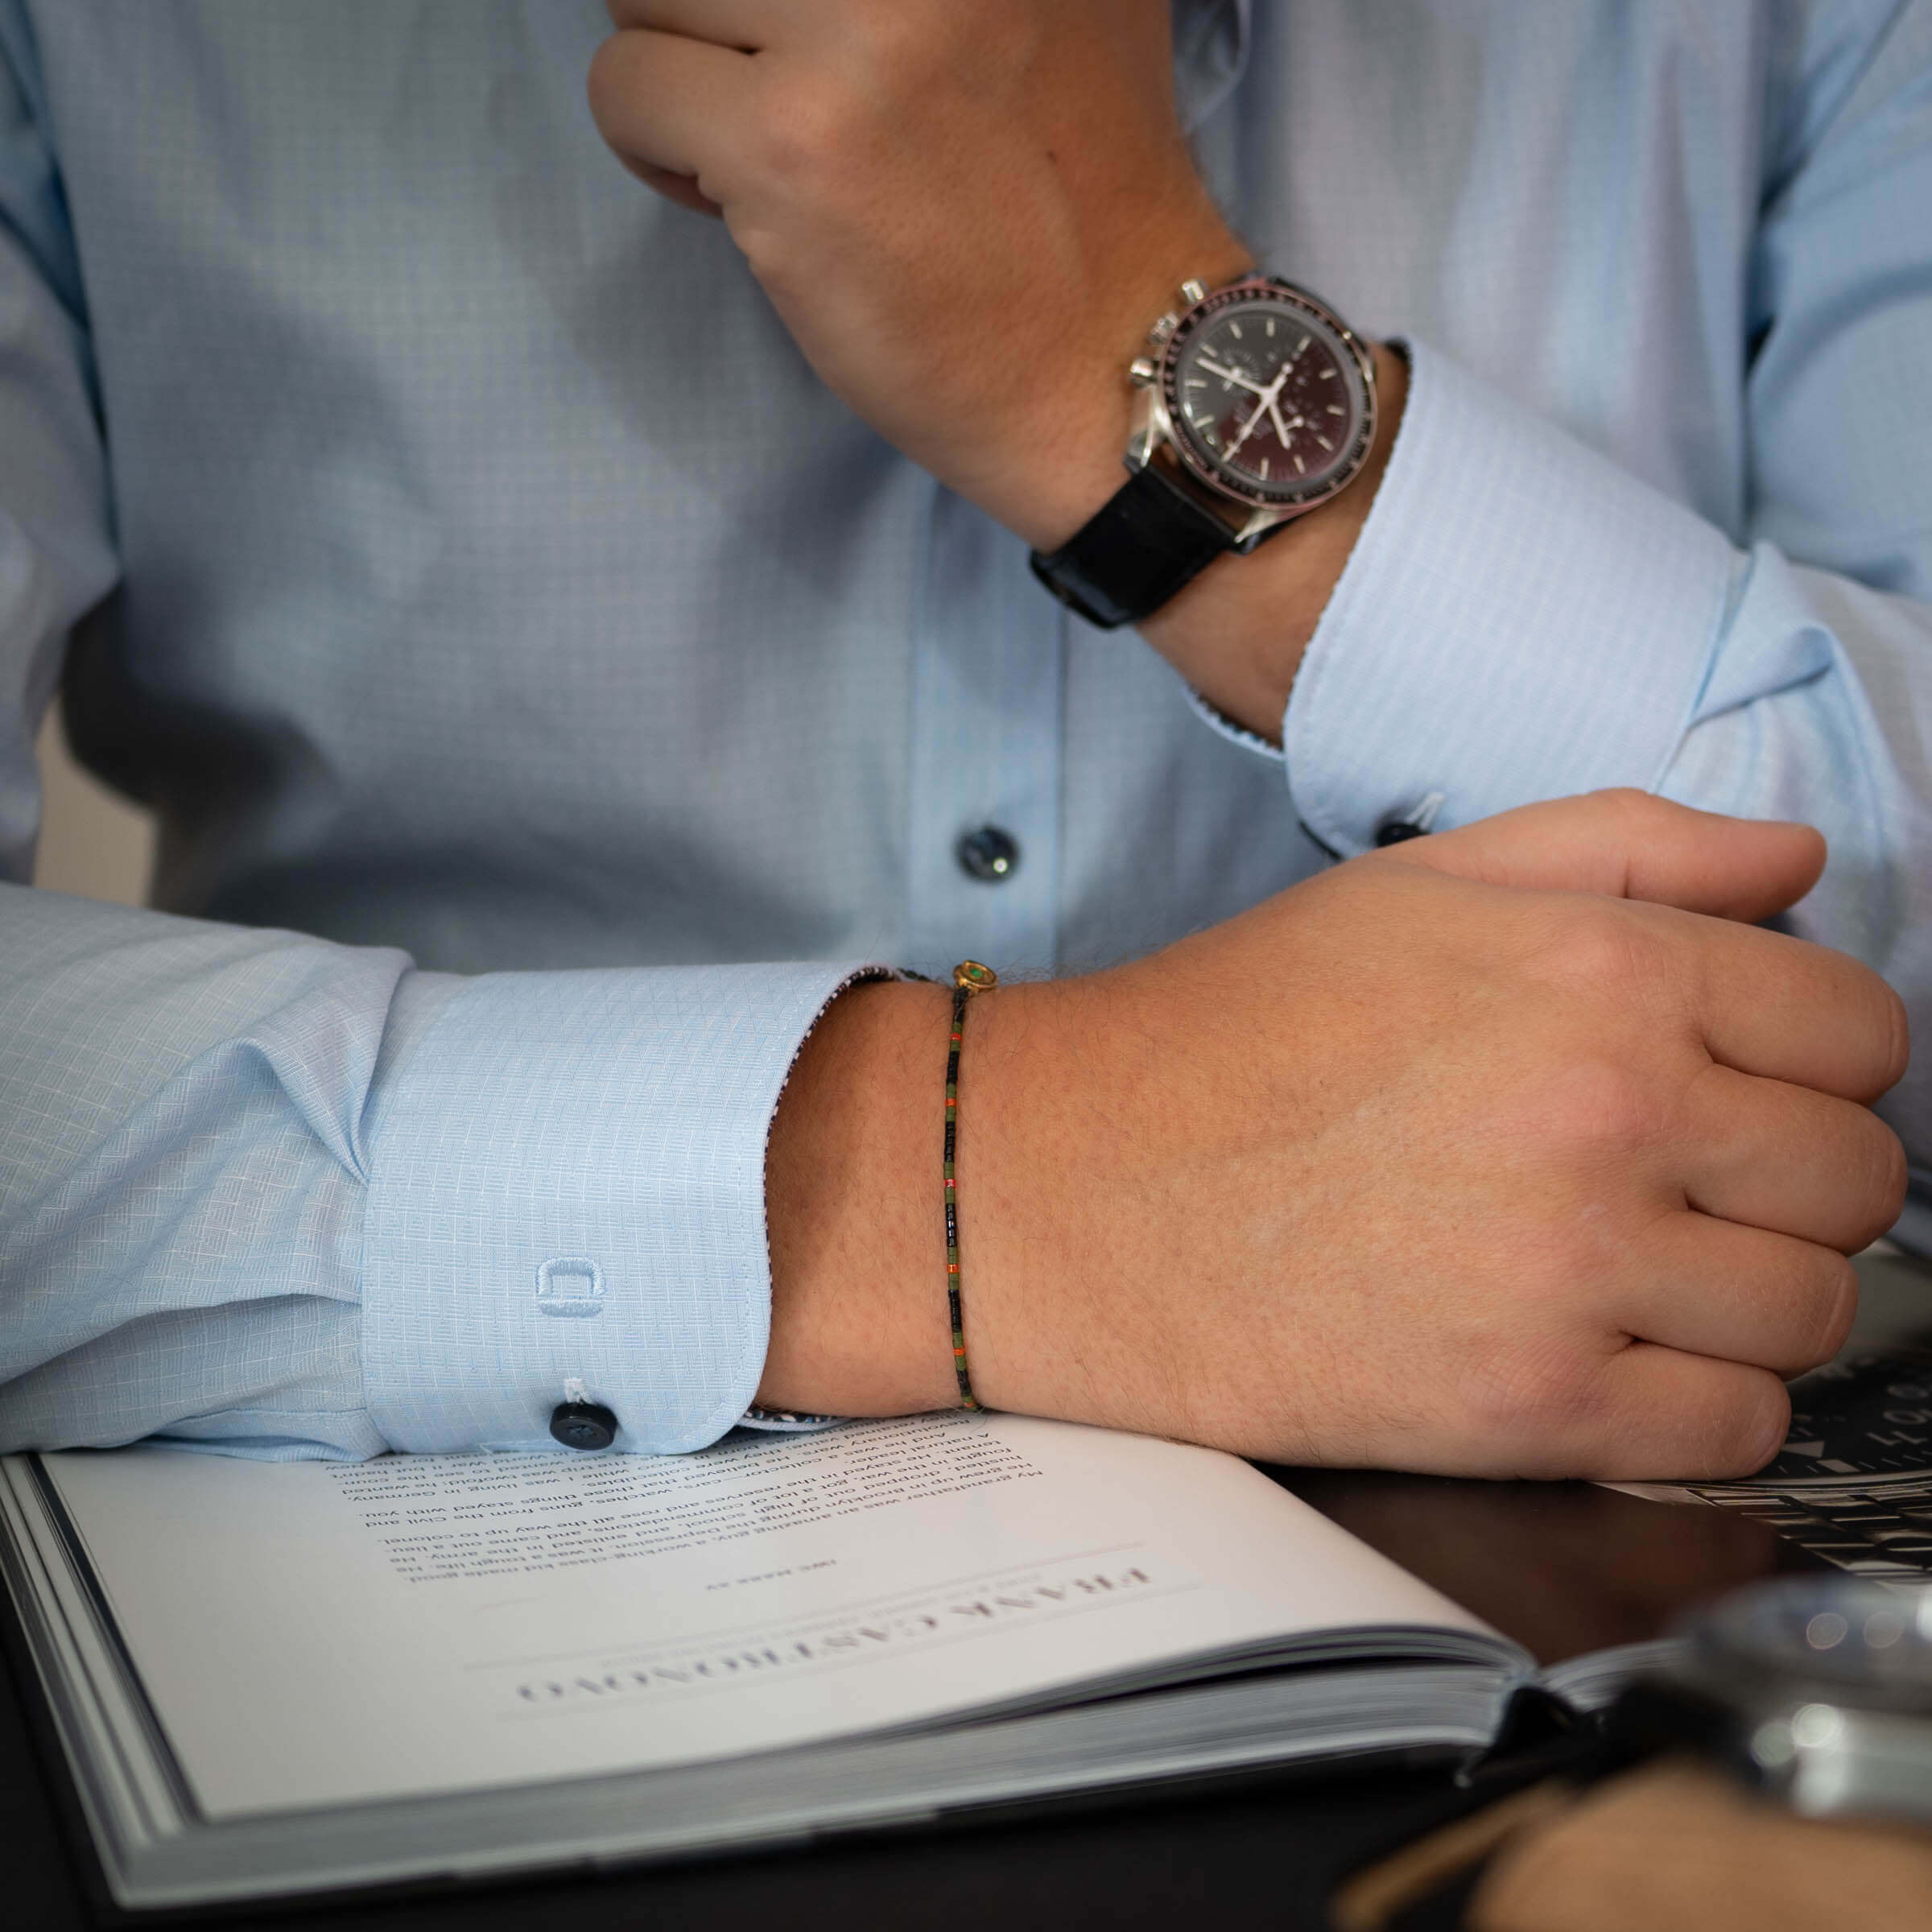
1028 463 1237 630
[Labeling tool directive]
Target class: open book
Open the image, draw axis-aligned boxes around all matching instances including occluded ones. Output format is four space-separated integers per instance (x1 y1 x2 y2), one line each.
0 1410 1666 1910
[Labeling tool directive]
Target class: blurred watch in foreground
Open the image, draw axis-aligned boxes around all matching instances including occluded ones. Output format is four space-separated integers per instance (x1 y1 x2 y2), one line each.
1613 1576 1932 1824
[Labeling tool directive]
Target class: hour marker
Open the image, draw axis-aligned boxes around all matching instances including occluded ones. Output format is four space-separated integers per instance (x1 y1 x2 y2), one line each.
1315 436 1332 452
1296 335 1309 356
1228 321 1242 339
1326 404 1345 415
1259 457 1270 477
1319 368 1337 380
1185 378 1206 387
1265 318 1275 337
1294 455 1305 474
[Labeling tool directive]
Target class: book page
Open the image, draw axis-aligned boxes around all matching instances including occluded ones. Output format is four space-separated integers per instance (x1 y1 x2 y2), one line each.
40 1413 1500 1818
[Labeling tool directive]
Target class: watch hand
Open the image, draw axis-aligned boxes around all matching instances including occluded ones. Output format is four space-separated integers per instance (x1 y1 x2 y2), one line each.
1268 398 1298 448
1224 370 1290 461
1198 357 1270 398
1223 393 1273 460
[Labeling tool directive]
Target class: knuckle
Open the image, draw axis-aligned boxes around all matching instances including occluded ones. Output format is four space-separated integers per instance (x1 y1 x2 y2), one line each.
1533 905 1666 1008
754 80 857 188
1523 1055 1666 1166
1587 786 1662 835
1458 1338 1603 1465
851 1 952 91
1581 786 1674 865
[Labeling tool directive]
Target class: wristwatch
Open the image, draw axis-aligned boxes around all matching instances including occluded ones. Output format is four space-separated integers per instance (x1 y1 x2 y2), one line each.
1029 273 1379 630
1612 1576 1932 1823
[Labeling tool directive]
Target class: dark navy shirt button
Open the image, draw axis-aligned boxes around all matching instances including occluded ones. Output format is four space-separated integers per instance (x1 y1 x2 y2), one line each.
1374 817 1430 846
550 1401 618 1451
956 824 1020 882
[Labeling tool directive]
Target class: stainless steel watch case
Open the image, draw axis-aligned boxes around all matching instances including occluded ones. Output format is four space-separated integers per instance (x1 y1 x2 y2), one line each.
1124 274 1379 551
1621 1578 1932 1825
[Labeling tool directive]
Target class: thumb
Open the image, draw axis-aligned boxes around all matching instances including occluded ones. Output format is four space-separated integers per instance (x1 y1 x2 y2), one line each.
1373 789 1827 921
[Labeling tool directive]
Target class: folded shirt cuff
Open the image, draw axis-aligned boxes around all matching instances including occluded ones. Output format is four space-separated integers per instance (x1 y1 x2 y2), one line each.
1281 338 1740 855
358 961 884 1455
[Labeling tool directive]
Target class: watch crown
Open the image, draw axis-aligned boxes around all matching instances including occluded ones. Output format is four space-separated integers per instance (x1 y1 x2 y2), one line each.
1146 312 1179 349
1128 356 1158 387
1178 279 1210 306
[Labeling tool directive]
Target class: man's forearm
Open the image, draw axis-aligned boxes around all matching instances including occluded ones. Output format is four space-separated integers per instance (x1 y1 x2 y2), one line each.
586 1 1402 745
760 794 1905 1482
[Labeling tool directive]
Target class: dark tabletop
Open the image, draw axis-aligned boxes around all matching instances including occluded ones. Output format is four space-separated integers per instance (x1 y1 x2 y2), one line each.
9 1249 1926 1932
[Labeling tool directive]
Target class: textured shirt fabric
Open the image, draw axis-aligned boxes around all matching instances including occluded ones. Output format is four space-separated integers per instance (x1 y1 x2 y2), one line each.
2 2 1929 1459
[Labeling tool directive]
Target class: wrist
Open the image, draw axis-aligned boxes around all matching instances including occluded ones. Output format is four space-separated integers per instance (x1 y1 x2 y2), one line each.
762 976 958 1416
986 225 1255 553
946 976 1113 1424
1137 339 1410 742
758 968 1101 1432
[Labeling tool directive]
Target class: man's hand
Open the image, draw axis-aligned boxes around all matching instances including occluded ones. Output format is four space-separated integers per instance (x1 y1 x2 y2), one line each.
765 793 1909 1482
587 0 1247 551
589 2 1407 743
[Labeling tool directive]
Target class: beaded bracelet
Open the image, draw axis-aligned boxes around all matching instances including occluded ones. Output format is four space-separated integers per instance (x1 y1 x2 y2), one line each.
943 960 999 1410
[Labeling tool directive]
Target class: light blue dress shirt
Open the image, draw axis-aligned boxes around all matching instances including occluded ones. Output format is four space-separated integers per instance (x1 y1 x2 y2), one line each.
2 2 1929 1459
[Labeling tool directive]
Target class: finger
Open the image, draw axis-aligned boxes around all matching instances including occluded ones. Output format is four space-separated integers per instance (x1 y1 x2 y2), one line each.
1669 910 1909 1100
605 0 780 47
1674 1062 1907 1249
622 159 725 219
588 29 756 195
1381 789 1826 923
1575 1344 1790 1482
1616 1212 1856 1377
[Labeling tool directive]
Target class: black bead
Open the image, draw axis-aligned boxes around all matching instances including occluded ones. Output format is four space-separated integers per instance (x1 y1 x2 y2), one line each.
956 824 1021 882
549 1401 618 1451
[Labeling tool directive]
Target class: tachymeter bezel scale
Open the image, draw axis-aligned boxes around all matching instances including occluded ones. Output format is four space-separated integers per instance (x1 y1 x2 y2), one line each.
1159 281 1374 512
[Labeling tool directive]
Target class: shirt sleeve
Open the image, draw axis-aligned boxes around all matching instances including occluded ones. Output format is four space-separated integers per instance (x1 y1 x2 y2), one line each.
0 890 879 1460
0 16 881 1462
1271 4 1932 1166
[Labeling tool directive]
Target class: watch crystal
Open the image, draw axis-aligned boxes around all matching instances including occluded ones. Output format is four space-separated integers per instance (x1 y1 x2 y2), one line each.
1162 286 1370 509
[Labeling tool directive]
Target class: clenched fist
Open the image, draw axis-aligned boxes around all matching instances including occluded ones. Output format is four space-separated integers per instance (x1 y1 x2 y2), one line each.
588 0 1249 549
765 794 1909 1482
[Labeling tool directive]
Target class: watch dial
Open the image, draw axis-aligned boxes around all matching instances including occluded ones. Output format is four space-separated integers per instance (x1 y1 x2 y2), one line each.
1165 292 1368 504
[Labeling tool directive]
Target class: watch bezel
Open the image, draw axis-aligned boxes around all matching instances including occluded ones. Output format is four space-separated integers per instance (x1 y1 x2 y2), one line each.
1131 276 1378 546
1163 283 1373 508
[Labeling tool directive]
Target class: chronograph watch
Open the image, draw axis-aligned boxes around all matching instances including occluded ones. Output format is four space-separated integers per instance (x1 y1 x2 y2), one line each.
1029 273 1379 630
